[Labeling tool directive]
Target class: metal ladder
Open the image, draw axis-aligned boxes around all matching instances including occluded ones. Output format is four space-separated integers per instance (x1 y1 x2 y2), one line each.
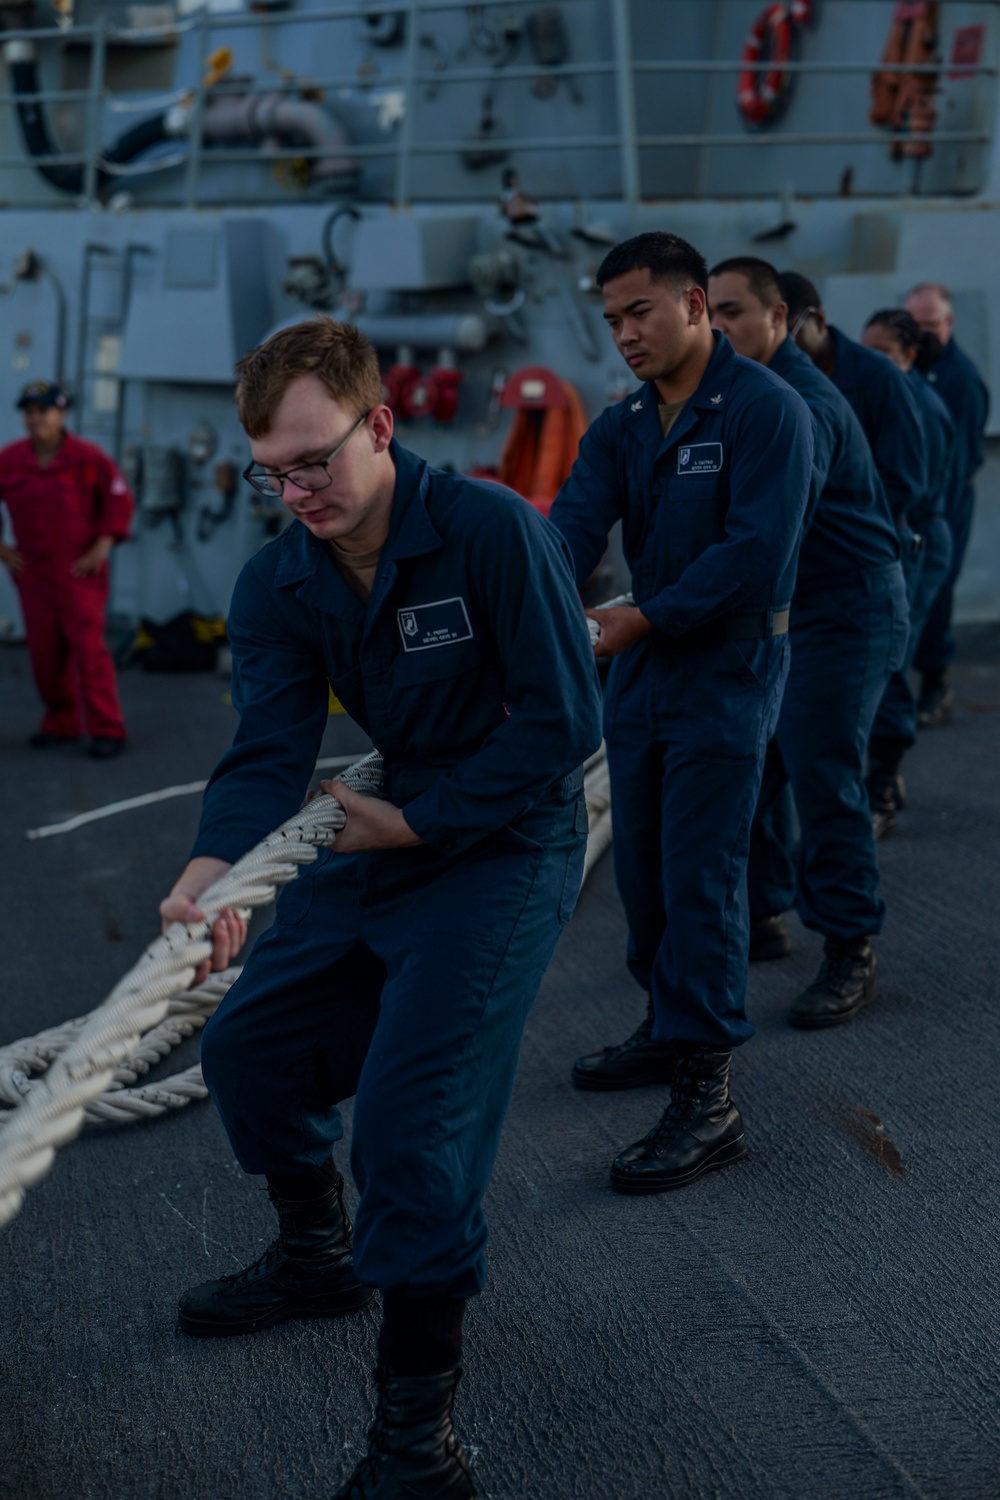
73 242 152 460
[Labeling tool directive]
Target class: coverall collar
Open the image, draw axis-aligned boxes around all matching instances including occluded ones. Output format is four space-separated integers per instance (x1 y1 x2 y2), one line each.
272 441 444 629
629 331 738 461
768 335 808 381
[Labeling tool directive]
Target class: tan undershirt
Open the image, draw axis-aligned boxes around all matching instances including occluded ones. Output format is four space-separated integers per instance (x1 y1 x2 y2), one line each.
658 398 687 438
329 539 382 604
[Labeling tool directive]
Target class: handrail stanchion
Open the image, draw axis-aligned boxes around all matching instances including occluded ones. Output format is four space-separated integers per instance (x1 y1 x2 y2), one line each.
184 9 211 209
82 21 106 204
395 0 422 209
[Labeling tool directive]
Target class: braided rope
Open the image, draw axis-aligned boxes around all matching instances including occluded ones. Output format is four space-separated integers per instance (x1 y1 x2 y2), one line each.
0 747 611 1227
0 753 382 1228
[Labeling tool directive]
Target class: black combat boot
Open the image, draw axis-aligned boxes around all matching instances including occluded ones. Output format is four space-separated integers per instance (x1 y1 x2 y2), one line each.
867 735 908 839
610 1045 746 1193
178 1162 374 1336
788 938 878 1029
332 1365 476 1500
917 671 954 728
749 914 792 962
571 996 677 1091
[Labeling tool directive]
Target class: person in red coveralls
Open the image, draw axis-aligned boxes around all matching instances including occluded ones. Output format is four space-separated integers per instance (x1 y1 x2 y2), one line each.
0 380 134 758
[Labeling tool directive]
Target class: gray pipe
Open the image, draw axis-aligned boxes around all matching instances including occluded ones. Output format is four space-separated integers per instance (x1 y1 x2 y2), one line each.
260 311 487 353
168 92 355 182
353 315 487 352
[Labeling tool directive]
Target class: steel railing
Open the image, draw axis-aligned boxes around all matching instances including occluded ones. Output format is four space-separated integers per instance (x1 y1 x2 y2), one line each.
0 0 993 206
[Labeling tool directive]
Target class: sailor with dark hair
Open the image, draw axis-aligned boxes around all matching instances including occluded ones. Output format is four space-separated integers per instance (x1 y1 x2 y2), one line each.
782 271 928 536
0 380 133 757
861 308 957 830
549 232 813 1187
905 281 990 726
708 258 907 1027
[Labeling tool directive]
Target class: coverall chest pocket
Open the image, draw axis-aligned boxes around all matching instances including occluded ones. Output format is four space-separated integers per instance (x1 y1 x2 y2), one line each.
657 478 726 560
393 638 480 686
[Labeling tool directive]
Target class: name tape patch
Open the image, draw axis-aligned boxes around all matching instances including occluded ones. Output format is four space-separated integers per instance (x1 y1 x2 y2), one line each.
398 597 474 652
678 442 723 475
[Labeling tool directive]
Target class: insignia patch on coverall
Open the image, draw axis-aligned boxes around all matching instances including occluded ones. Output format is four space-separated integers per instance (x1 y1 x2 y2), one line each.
677 443 723 474
397 598 474 651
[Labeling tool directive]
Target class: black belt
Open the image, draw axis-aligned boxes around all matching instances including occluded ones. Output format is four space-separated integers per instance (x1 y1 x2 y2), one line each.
673 608 790 650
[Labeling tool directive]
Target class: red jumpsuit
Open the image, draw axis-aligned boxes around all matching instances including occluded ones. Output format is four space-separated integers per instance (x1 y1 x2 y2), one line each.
0 431 134 740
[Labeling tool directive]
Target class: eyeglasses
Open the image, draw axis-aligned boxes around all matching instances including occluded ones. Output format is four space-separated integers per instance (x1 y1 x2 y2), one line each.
789 306 817 339
243 411 371 498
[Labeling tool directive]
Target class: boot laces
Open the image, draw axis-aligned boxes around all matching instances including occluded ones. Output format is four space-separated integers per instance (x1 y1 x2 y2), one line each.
648 1057 708 1140
220 1239 282 1290
818 949 867 991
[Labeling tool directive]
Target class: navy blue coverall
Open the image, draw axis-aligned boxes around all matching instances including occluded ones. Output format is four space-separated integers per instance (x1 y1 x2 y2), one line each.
191 443 602 1300
549 333 813 1049
827 326 927 530
748 338 908 942
871 368 956 746
915 336 990 676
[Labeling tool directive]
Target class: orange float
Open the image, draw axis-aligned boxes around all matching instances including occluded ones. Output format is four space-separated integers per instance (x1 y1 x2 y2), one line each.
870 2 940 161
469 366 588 518
737 1 813 130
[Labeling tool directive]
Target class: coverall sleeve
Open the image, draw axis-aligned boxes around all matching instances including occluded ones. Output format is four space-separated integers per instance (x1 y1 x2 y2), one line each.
401 505 604 855
799 404 831 539
870 370 927 523
93 452 134 540
547 409 624 585
639 386 814 637
190 559 331 864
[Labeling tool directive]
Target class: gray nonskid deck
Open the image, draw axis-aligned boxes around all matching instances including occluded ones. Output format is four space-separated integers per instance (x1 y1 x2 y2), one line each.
1 636 998 1500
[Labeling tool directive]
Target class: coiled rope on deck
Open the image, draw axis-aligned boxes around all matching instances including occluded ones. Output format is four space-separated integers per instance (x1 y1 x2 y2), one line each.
0 748 611 1228
0 971 236 1124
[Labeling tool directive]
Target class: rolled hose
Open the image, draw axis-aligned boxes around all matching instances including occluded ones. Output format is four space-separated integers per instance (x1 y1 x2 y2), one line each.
6 50 171 195
5 44 356 196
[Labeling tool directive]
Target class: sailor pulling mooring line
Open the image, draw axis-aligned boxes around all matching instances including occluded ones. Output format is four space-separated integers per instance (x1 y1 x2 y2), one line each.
2 314 605 1500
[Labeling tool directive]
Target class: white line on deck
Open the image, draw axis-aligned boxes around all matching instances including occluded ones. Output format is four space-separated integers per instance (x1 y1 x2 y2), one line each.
24 754 364 841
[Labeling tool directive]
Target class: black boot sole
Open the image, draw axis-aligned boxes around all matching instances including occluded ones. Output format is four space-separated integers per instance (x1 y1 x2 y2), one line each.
788 975 879 1031
571 1064 676 1092
178 1281 376 1338
610 1134 747 1194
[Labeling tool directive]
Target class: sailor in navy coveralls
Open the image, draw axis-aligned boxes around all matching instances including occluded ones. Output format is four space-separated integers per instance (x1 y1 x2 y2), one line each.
549 234 812 1194
157 319 601 1500
905 281 990 726
861 307 959 832
708 259 907 1030
781 273 928 544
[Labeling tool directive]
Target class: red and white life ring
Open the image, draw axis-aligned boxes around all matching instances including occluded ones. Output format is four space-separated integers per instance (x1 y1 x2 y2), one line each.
737 1 812 129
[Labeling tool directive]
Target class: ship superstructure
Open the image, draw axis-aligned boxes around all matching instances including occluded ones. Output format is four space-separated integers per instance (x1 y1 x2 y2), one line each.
0 0 996 628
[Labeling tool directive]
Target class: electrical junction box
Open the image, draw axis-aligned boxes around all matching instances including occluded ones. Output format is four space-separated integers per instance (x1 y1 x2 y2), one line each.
349 214 479 291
